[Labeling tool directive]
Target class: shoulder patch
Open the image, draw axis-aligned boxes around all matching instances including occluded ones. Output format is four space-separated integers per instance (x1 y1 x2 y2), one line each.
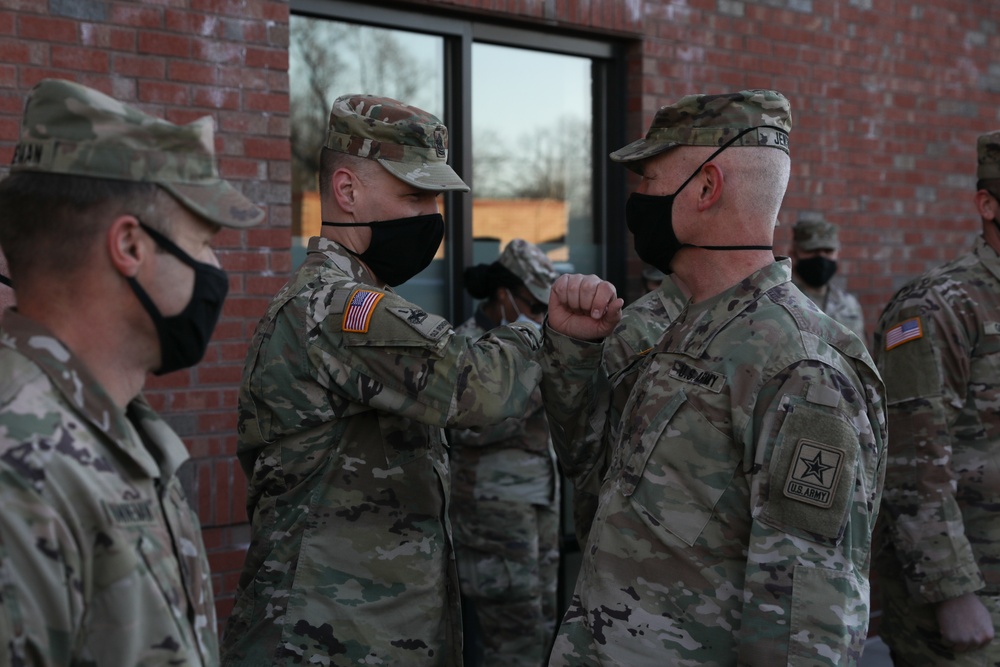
884 316 922 350
342 288 384 333
386 306 452 341
762 401 858 543
783 438 845 509
984 322 1000 336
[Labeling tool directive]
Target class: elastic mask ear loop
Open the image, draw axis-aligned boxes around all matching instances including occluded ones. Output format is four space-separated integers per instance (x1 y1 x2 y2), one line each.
677 126 779 252
0 274 11 288
505 288 525 320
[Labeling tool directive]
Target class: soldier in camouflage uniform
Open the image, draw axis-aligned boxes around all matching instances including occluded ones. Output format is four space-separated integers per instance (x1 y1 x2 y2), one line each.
790 218 867 343
540 90 887 665
220 95 620 666
0 79 264 665
448 239 560 667
873 130 1000 666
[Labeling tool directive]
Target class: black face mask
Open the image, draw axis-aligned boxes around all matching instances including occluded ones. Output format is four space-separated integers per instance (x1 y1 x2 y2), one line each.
128 221 229 376
322 213 445 287
796 256 838 287
625 127 774 273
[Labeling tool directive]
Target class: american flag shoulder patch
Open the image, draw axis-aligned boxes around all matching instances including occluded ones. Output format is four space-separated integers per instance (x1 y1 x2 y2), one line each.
884 316 923 351
342 287 384 333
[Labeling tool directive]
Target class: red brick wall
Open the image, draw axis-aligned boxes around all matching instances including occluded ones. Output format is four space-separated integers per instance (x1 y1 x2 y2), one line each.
2 0 999 639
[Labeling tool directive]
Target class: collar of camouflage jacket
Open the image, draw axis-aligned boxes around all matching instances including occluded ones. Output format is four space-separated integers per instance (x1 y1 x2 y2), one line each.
656 258 793 358
308 235 389 291
0 310 187 480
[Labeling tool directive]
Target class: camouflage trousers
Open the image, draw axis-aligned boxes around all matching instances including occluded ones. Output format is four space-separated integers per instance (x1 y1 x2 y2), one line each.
453 497 560 667
880 574 1000 666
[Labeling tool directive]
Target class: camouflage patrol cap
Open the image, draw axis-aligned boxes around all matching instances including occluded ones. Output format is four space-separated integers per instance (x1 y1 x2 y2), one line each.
9 78 263 228
497 239 558 304
977 130 1000 180
793 218 840 251
610 89 792 172
324 94 469 193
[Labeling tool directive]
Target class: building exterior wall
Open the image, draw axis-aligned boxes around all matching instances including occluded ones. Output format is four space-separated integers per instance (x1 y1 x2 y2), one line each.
1 0 999 635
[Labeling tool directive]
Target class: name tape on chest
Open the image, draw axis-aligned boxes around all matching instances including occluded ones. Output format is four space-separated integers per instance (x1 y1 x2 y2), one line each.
102 499 159 527
783 438 845 508
668 359 725 393
884 316 923 351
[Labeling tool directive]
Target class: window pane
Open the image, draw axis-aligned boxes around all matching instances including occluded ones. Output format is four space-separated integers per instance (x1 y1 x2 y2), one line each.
289 16 447 312
471 43 594 275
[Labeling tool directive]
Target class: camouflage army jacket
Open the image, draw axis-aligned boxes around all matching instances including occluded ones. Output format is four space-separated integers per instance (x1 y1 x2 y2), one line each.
0 311 218 666
874 237 1000 603
222 237 543 667
447 309 556 507
541 259 887 666
563 276 688 546
793 274 867 344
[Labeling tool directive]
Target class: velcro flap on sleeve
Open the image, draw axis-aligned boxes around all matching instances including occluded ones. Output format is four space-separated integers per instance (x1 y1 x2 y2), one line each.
762 401 858 543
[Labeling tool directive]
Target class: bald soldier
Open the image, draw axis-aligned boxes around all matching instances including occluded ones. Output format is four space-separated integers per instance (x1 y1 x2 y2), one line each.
874 130 1000 666
790 218 866 342
0 79 264 665
540 90 886 665
221 95 621 666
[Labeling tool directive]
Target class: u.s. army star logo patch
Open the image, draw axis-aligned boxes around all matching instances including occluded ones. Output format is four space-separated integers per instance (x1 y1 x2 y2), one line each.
783 438 844 508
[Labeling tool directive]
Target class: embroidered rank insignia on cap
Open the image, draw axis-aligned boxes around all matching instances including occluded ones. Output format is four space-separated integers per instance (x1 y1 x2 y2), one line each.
343 287 383 333
783 438 845 508
884 316 922 351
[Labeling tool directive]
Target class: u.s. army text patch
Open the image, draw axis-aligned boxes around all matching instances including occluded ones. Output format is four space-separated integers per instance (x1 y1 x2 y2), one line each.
343 287 383 333
783 438 845 508
668 359 725 393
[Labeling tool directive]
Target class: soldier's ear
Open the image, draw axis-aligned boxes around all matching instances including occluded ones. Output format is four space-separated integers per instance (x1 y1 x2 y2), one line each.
695 163 724 212
331 167 359 213
107 215 146 278
976 189 998 223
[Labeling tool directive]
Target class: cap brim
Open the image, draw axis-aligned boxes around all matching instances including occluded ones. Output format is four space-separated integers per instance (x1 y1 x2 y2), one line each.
379 158 470 193
160 179 265 229
609 138 680 173
526 284 551 305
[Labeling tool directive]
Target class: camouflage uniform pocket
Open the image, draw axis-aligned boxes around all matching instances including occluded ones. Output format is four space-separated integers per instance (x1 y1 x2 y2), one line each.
788 565 867 666
619 390 739 547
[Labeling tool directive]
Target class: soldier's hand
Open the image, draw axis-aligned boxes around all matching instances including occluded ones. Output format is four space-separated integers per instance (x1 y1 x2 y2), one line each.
547 273 623 341
936 592 995 652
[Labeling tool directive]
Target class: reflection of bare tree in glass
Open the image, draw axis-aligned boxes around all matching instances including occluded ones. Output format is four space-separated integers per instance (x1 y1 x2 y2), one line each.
473 116 592 215
290 18 430 192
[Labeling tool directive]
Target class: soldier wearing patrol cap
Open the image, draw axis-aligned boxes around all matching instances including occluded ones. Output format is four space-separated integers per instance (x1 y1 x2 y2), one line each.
221 96 621 666
0 78 265 665
539 90 887 665
790 217 867 343
874 129 1000 666
448 238 560 667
